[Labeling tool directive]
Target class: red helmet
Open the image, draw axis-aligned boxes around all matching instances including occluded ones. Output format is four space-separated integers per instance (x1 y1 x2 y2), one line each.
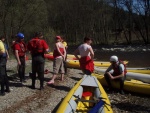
56 36 62 40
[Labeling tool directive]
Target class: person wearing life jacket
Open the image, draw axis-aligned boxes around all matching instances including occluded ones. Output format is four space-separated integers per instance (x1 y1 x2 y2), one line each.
0 36 9 60
0 36 10 96
27 32 49 90
47 36 66 84
74 37 94 75
14 33 27 83
104 55 126 94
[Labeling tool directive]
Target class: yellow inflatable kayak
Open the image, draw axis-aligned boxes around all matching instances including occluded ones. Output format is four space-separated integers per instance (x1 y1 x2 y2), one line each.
66 60 128 68
92 73 150 95
44 53 78 61
94 67 150 83
56 75 113 113
127 70 150 74
96 66 150 74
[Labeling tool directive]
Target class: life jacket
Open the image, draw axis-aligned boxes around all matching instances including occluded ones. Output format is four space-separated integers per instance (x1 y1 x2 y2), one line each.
53 47 64 58
13 41 26 56
28 38 44 54
112 60 127 75
79 56 94 73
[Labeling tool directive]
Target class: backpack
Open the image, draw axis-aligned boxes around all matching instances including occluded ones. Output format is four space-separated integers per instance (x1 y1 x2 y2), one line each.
119 60 127 74
28 38 44 53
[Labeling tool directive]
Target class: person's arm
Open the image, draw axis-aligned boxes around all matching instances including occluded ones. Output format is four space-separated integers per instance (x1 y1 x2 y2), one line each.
24 43 27 60
73 48 80 60
104 65 114 78
6 49 9 59
109 64 125 80
63 46 66 61
105 65 112 73
15 50 21 65
89 47 94 59
112 64 125 79
42 40 50 54
45 48 50 53
111 72 124 79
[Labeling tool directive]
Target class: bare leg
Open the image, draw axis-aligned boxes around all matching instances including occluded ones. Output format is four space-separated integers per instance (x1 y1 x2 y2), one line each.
47 74 57 84
61 73 64 81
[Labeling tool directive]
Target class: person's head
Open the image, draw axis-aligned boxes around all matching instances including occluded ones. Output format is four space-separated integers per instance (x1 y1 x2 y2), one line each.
110 55 118 64
84 37 92 45
16 33 24 41
0 36 6 42
34 32 43 39
55 36 62 42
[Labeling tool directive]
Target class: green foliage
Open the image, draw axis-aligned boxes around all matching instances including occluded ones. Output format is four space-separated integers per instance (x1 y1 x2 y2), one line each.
0 0 50 42
0 0 150 46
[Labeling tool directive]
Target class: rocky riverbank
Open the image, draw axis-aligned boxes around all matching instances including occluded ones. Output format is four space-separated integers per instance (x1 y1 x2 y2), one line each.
0 59 150 113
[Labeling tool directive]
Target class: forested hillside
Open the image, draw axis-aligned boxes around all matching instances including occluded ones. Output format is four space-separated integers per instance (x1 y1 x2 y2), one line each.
0 0 150 46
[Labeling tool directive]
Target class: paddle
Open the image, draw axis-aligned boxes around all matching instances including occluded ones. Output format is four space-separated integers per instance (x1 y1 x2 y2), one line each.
88 100 104 113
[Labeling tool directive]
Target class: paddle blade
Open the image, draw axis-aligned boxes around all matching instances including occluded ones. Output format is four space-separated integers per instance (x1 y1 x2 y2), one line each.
88 100 104 113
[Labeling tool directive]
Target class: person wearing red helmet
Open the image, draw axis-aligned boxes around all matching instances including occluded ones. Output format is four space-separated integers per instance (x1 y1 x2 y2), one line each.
27 32 49 90
47 36 66 84
104 55 127 94
14 33 27 84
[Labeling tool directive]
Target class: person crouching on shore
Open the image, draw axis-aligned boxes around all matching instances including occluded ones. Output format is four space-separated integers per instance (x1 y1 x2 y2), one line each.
104 55 127 95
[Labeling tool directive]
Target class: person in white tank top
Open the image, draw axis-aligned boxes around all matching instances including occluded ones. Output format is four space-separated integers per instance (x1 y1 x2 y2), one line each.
78 43 91 57
74 38 94 60
74 37 94 75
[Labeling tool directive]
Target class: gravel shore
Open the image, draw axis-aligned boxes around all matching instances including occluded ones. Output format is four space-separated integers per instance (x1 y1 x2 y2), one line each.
0 59 83 113
0 58 150 113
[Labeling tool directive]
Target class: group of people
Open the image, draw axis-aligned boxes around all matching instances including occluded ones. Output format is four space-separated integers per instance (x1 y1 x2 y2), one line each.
0 32 126 96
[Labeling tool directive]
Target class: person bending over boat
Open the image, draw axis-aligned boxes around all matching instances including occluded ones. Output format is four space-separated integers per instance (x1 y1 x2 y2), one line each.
104 55 127 95
47 36 66 84
74 37 94 75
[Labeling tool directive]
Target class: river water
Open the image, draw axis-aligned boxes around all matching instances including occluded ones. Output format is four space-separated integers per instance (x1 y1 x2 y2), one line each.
68 45 150 67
